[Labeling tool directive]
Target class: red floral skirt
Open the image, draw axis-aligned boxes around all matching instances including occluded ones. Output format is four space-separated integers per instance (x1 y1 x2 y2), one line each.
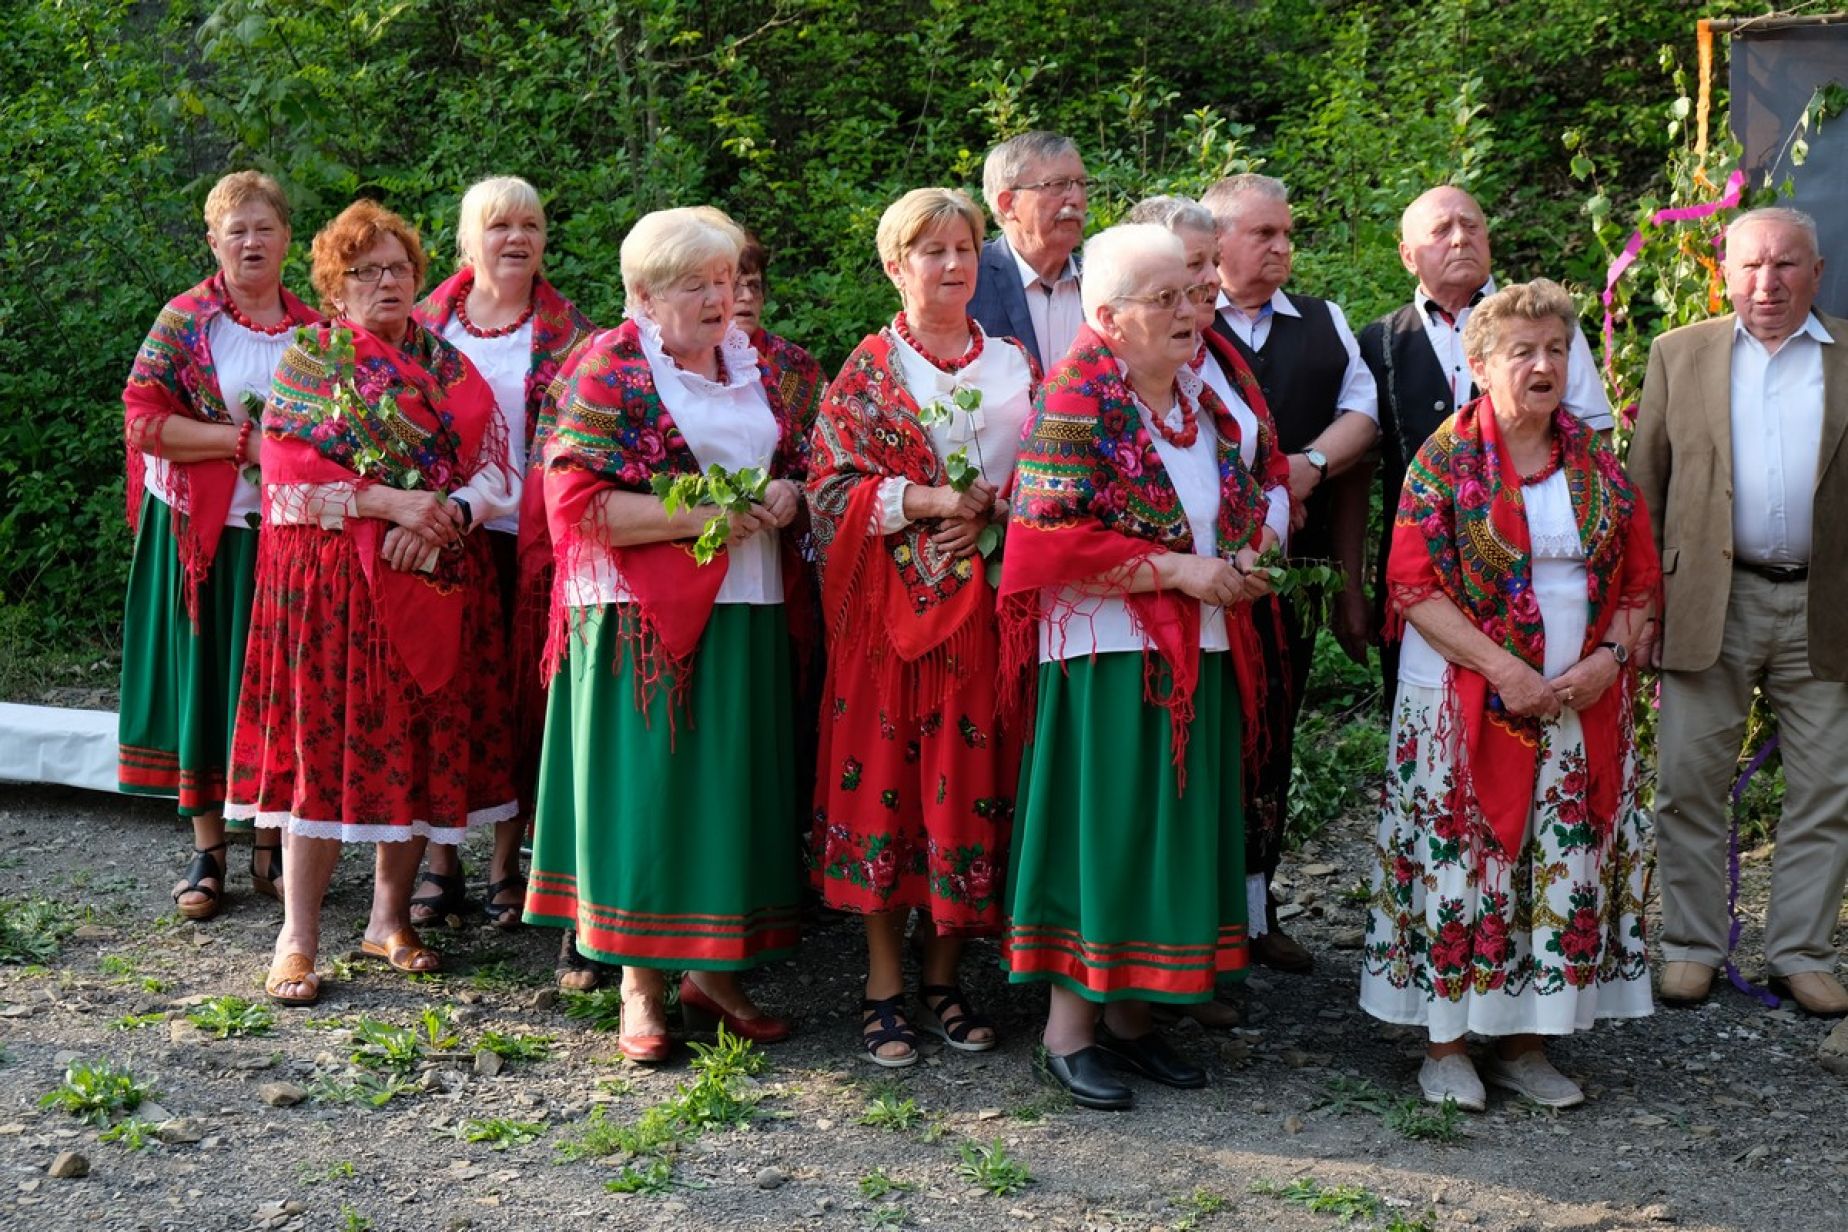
807 620 1017 933
224 524 518 843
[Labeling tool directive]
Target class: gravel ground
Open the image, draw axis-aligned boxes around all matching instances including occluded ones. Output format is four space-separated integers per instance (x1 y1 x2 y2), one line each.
1 782 1844 1232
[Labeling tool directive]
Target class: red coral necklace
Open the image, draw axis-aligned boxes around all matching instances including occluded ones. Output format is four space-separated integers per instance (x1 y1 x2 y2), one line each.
895 312 983 373
1130 382 1200 449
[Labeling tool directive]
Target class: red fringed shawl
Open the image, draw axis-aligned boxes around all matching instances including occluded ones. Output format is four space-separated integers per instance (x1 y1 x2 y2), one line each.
998 326 1277 789
807 327 1036 705
264 320 500 695
122 271 319 623
1387 398 1660 864
540 319 809 713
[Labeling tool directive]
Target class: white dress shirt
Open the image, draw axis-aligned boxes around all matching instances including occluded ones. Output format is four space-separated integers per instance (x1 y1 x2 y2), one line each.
1213 287 1379 421
1730 312 1832 566
440 319 534 535
1011 244 1084 372
1415 278 1615 432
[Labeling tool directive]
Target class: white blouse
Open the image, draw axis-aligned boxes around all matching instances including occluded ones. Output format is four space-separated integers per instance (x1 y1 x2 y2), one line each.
440 318 534 536
144 314 292 527
566 318 783 609
1041 365 1230 662
1194 349 1291 548
1398 468 1588 687
876 324 1036 531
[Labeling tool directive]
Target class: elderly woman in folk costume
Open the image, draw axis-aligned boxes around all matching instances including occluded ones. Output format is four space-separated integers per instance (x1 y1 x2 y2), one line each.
408 176 593 944
1360 280 1658 1112
1123 194 1295 1030
120 171 320 922
523 206 808 1064
226 200 520 1005
998 224 1283 1110
807 188 1037 1067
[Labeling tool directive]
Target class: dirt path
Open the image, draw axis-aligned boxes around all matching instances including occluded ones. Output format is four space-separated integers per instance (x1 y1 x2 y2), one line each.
1 784 1843 1232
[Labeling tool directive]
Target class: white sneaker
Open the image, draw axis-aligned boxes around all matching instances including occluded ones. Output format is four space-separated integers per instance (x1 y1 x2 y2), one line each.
1482 1049 1584 1108
1417 1053 1486 1112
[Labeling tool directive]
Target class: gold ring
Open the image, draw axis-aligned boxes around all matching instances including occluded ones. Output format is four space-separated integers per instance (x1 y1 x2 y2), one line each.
1563 687 1575 703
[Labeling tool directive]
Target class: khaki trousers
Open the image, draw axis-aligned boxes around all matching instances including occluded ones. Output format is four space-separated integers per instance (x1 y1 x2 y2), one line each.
1655 568 1848 974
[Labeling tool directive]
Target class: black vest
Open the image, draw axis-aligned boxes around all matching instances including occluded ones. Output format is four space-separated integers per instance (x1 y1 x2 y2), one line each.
1211 293 1346 558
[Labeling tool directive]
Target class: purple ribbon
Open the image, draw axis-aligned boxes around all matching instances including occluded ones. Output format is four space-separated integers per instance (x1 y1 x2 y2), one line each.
1725 734 1784 1008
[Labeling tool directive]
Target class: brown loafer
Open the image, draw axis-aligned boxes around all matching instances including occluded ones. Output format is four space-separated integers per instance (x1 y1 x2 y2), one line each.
1251 928 1314 974
1659 960 1715 1006
1768 971 1848 1019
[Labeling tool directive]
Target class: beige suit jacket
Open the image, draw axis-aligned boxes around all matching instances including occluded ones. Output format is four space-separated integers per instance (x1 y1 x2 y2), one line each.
1628 310 1848 680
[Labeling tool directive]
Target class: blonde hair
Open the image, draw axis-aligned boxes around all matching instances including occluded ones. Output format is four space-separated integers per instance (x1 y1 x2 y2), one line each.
204 171 291 233
1462 278 1578 364
455 175 544 267
875 187 985 271
620 206 744 303
309 199 428 311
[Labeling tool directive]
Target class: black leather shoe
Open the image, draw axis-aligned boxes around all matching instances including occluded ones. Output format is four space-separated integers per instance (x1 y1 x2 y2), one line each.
1095 1026 1207 1089
1042 1046 1134 1110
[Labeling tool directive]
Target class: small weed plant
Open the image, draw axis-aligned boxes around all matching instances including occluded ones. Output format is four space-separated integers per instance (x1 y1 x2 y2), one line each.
452 1117 545 1150
1174 1187 1230 1230
561 987 624 1032
477 1030 553 1063
859 1168 917 1200
98 1117 158 1150
956 1137 1031 1197
187 995 275 1039
114 1011 167 1031
0 897 79 965
859 1089 923 1132
604 1157 677 1195
41 1060 156 1125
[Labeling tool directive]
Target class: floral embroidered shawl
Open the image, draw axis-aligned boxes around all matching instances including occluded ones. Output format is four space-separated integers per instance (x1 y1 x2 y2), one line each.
1387 397 1659 864
541 318 808 715
265 320 499 695
122 271 318 622
999 325 1273 786
807 326 1036 706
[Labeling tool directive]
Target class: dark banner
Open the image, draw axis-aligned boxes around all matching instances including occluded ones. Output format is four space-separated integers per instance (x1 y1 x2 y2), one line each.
1731 22 1848 315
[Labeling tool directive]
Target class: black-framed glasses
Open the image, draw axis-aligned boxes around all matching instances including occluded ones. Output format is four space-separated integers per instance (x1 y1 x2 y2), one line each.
1117 282 1219 313
344 261 414 284
1012 175 1095 197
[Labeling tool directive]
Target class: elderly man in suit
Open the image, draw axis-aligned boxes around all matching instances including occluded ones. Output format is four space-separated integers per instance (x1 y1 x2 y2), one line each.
967 130 1088 371
1359 185 1614 694
1630 206 1848 1019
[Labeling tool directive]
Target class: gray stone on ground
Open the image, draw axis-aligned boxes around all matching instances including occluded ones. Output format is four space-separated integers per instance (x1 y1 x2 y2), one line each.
48 1150 89 1179
1821 1019 1848 1076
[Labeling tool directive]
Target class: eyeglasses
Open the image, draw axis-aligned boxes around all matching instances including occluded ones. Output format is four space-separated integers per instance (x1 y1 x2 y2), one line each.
344 261 415 284
736 276 765 296
1013 176 1095 197
1116 282 1220 313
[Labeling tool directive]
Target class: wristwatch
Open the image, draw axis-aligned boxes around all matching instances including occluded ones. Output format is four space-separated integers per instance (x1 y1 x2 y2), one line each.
1598 640 1629 666
1301 448 1329 481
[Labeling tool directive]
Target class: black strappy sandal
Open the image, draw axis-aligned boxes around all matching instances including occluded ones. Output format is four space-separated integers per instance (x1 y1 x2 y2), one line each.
555 929 615 992
861 993 921 1069
482 874 527 931
408 865 468 928
917 984 998 1053
172 841 227 922
249 838 284 904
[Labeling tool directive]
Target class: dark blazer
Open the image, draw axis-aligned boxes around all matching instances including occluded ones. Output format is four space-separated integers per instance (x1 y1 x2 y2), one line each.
1629 311 1848 679
969 235 1049 365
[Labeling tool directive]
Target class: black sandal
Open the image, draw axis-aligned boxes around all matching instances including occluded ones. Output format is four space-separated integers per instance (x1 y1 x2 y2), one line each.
249 839 284 904
555 929 613 992
408 865 468 928
172 841 227 922
861 993 920 1069
917 983 997 1053
482 874 527 930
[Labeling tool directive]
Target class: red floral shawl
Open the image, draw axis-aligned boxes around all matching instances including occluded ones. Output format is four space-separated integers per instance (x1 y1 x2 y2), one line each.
1387 397 1659 864
999 325 1275 788
540 319 807 715
264 320 499 695
122 271 319 622
807 326 1037 705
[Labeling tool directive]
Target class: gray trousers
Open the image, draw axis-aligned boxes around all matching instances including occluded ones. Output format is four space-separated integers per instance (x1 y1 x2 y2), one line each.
1655 569 1848 974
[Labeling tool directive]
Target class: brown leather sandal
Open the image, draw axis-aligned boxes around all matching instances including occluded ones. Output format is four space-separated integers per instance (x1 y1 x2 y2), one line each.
359 927 442 975
265 952 321 1006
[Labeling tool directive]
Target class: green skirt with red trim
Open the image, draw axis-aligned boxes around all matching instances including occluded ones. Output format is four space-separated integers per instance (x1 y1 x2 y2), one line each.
1001 649 1248 1003
117 493 257 823
523 602 801 970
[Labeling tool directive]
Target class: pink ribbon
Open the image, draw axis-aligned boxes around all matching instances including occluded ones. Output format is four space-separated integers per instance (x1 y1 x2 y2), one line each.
1601 169 1747 421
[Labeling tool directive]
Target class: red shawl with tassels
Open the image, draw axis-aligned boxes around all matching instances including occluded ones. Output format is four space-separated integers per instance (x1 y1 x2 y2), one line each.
1387 397 1659 864
806 326 1036 705
540 319 810 714
122 271 319 623
263 320 499 696
998 325 1275 789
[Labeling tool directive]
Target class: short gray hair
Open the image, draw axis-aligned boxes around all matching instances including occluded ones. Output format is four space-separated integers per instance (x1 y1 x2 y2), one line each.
1461 278 1577 365
981 130 1080 218
1201 173 1288 227
1728 206 1821 261
1081 224 1185 328
1123 194 1216 240
620 206 744 303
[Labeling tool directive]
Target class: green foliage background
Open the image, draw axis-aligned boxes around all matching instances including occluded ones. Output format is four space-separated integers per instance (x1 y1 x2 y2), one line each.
1 0 1755 652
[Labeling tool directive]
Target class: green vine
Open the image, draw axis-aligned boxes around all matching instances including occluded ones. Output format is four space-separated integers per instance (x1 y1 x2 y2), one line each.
651 464 772 565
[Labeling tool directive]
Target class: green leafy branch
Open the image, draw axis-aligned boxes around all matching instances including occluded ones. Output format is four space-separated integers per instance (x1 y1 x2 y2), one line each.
1255 548 1345 626
917 385 1004 578
652 463 772 565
